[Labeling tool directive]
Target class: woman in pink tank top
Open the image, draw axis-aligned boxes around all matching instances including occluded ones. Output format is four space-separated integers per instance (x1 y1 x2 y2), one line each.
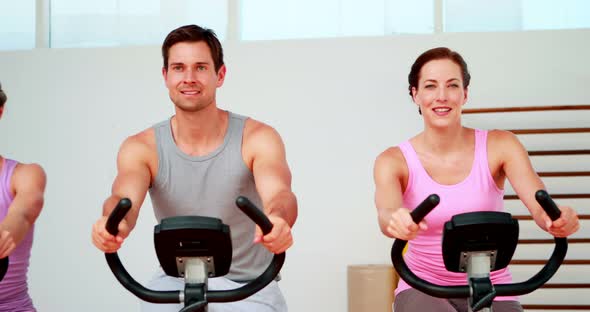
0 82 47 311
373 48 580 312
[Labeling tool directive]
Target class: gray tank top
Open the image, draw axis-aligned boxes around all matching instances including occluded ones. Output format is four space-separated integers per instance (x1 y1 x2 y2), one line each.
148 111 272 281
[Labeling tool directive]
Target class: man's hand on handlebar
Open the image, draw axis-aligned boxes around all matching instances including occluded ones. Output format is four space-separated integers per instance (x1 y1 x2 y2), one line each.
92 216 131 253
253 215 292 254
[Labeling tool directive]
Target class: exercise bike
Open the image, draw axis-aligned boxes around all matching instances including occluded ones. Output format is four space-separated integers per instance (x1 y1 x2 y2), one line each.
391 190 567 312
104 196 285 312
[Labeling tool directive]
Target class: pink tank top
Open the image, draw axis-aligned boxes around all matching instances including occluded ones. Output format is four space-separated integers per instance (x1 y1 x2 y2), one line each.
0 158 35 311
395 129 517 301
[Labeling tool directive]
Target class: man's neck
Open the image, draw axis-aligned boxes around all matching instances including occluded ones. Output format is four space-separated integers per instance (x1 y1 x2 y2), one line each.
171 106 229 156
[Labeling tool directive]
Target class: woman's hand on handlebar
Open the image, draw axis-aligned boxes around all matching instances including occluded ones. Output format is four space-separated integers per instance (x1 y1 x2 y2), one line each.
91 216 130 253
543 205 580 238
0 230 15 259
387 208 428 240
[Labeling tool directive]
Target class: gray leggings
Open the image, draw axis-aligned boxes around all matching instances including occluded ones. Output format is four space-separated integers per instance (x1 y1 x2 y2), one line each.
394 289 523 312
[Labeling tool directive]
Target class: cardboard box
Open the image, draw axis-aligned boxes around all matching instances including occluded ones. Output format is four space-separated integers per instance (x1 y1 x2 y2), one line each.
348 264 399 312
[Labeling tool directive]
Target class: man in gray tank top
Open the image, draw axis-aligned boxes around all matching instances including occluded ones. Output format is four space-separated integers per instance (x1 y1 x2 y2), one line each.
91 25 298 312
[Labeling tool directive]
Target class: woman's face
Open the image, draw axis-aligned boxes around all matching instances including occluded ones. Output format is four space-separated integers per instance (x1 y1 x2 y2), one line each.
412 59 468 128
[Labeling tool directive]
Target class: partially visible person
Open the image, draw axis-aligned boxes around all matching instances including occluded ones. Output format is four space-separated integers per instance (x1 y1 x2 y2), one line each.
0 81 47 311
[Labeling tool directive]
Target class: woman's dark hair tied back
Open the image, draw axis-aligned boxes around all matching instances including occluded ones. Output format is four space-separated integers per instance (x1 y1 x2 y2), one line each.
407 47 471 97
0 81 6 107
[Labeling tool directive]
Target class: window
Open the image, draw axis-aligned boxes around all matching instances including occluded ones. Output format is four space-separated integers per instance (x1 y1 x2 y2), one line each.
522 0 590 31
240 0 433 41
443 0 521 32
1 0 589 50
385 0 434 35
0 0 36 51
443 0 590 32
50 0 228 48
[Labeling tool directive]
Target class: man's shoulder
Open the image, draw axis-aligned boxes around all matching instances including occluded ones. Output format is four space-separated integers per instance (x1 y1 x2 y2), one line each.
243 118 283 151
127 127 156 146
119 127 157 159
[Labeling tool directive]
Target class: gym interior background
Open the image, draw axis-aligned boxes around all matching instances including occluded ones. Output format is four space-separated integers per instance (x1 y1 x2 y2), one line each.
0 1 589 311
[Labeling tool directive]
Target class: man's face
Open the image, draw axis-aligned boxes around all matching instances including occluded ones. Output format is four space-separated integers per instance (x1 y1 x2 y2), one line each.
162 41 226 113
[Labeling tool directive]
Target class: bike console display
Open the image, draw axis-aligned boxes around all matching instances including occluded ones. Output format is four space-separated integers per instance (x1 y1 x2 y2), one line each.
154 216 232 278
442 211 519 273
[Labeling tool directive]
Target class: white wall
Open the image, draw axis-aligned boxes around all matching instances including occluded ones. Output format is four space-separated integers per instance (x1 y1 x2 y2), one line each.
0 29 589 311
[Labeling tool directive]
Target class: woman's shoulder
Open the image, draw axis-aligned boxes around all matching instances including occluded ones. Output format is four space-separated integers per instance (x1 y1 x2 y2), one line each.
375 146 408 178
486 129 521 146
485 129 527 161
377 144 410 162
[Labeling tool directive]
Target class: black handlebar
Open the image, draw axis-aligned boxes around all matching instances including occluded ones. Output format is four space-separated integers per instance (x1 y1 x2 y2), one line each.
535 190 561 221
105 198 179 303
105 252 181 303
105 198 132 236
391 190 568 298
410 194 440 223
0 257 8 281
236 196 273 235
207 196 285 302
391 194 470 297
104 196 285 308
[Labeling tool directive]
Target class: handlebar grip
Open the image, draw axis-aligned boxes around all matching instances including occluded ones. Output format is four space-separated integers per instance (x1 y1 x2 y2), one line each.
411 194 440 223
236 196 273 235
535 190 561 221
0 257 8 280
105 198 133 235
